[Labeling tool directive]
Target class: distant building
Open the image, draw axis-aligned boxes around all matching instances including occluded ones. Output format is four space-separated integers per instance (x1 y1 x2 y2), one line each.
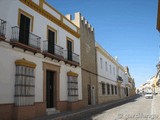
155 61 160 94
125 67 136 96
95 42 135 104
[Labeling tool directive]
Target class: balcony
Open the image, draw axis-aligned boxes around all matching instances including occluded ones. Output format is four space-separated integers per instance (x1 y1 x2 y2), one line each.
10 26 41 54
156 79 160 86
117 76 123 83
43 40 64 61
64 50 79 66
128 78 132 83
0 19 6 41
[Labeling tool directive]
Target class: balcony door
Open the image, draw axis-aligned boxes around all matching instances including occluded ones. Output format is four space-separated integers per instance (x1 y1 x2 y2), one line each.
19 14 30 45
48 30 55 54
67 40 72 61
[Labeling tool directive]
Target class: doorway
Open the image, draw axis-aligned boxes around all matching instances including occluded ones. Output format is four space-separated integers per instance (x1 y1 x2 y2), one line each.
46 70 55 108
126 87 129 96
92 86 96 105
87 84 91 105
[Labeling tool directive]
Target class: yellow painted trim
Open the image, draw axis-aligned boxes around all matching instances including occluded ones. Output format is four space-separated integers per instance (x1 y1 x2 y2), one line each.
117 81 122 85
67 71 78 77
39 0 44 7
15 58 36 68
47 25 57 44
18 8 34 32
43 1 80 30
125 83 131 88
66 37 74 52
20 0 80 38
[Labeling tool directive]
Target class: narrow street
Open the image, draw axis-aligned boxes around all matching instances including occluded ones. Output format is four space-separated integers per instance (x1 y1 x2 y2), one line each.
69 95 160 120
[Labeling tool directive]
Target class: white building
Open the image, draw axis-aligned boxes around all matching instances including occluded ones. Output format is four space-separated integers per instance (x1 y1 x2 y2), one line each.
124 66 135 96
95 42 129 104
0 0 82 120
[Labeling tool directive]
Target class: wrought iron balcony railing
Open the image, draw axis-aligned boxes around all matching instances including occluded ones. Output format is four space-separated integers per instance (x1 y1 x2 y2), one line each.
117 76 123 82
11 26 41 50
43 40 64 57
64 50 79 63
0 19 6 37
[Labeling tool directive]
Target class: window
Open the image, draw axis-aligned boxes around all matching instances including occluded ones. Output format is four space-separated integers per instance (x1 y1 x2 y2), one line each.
113 67 115 75
19 14 31 45
18 9 33 32
18 9 34 45
14 59 36 106
100 58 103 69
107 84 110 95
102 83 105 95
111 85 114 95
110 64 112 74
67 71 78 101
105 61 108 71
67 40 73 61
115 86 117 95
48 29 56 54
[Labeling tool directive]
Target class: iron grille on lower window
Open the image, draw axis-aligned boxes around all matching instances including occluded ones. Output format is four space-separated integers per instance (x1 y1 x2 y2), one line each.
111 85 114 95
0 19 6 37
115 86 117 95
107 84 110 95
102 83 105 95
15 66 35 106
68 76 78 101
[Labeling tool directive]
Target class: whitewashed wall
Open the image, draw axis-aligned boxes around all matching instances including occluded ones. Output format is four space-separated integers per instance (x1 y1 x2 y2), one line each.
60 65 82 100
0 43 82 103
96 49 117 84
0 0 80 57
0 0 82 103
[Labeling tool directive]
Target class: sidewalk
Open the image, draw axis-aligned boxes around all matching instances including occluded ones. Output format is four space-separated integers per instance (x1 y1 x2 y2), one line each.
152 95 160 119
35 95 139 120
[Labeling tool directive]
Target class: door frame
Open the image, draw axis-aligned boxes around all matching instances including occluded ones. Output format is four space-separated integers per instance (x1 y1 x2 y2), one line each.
43 62 60 109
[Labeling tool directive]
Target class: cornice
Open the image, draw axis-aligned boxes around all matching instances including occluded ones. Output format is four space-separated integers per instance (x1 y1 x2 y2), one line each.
20 0 80 38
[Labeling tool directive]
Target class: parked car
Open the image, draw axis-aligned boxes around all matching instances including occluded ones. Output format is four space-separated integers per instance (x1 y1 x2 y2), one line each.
145 92 153 99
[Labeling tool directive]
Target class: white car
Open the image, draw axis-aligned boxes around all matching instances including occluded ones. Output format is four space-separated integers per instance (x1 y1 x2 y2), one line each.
145 92 153 99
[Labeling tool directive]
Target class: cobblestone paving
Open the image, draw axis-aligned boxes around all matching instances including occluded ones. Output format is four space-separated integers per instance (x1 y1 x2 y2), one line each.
81 95 160 120
35 95 160 120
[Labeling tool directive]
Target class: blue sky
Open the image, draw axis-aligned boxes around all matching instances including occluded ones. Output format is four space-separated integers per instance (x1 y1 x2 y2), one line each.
46 0 160 88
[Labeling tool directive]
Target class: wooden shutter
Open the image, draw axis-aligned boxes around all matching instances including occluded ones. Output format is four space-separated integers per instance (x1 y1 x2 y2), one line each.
19 14 30 45
67 40 72 61
48 30 55 54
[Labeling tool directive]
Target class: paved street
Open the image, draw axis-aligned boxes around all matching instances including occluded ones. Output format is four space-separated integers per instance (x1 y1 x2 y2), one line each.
35 95 160 120
79 95 160 120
